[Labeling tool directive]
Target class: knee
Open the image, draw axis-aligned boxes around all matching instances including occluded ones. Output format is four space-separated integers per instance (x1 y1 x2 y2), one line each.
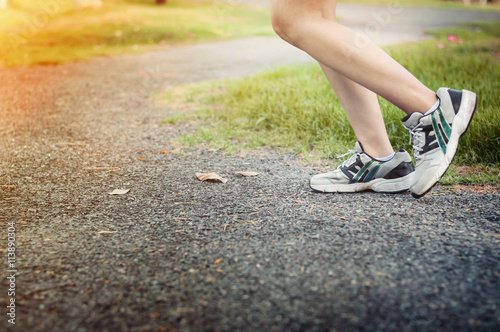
272 11 313 48
271 10 295 44
271 7 333 48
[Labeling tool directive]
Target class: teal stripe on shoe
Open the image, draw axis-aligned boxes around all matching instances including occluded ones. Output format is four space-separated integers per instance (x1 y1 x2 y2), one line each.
438 108 452 139
364 162 382 182
351 160 373 183
431 112 447 154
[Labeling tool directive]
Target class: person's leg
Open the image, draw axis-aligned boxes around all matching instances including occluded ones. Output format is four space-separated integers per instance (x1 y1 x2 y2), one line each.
313 0 475 198
270 0 438 115
297 0 414 193
289 0 393 158
312 0 393 158
271 0 477 197
320 64 394 159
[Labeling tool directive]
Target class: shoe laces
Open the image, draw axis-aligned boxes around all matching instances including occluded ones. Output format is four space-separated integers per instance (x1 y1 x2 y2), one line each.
336 148 359 168
408 124 424 160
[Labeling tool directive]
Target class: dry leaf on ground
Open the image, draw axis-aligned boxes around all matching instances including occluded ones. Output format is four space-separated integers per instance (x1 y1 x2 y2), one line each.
98 231 117 235
109 189 130 195
235 171 259 177
196 173 227 184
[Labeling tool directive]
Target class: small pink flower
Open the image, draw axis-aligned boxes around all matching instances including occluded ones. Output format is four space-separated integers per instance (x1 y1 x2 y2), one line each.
437 43 446 49
447 34 458 43
458 38 464 44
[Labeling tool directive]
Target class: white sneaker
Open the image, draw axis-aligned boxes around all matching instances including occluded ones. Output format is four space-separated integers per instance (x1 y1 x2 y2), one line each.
402 88 477 198
309 141 414 193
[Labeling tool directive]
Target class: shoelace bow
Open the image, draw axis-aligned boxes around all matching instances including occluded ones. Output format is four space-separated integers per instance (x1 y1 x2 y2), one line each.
335 148 359 168
409 124 425 160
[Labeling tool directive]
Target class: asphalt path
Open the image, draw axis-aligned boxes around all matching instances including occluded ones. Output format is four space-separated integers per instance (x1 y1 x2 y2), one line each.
1 3 499 331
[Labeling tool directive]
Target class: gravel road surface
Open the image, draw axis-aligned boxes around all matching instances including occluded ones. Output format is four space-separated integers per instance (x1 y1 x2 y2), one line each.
1 3 499 331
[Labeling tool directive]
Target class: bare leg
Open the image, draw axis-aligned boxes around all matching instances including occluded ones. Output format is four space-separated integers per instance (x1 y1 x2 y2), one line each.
270 0 438 115
314 0 393 158
320 64 394 158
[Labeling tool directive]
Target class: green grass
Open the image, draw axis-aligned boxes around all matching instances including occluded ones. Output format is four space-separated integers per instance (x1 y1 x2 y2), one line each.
440 165 499 186
1 0 497 67
0 0 273 67
159 22 500 185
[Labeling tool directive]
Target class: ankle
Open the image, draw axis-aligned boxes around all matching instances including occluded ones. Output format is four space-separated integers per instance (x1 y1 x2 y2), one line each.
424 98 441 115
374 152 396 162
358 141 394 160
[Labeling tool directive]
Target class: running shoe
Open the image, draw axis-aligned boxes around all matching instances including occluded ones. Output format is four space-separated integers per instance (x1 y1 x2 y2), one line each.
309 141 414 193
402 87 477 198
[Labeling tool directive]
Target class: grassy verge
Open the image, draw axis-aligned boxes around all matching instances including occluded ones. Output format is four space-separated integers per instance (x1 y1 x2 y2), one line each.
0 0 273 67
158 22 500 186
1 0 496 67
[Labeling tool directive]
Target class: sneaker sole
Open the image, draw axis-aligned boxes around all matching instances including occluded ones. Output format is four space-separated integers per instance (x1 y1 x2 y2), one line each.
310 173 413 194
411 90 478 198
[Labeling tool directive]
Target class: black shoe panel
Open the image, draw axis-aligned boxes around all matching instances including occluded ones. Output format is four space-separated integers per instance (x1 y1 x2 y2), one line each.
339 156 363 180
447 88 463 114
384 161 414 179
420 124 441 154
